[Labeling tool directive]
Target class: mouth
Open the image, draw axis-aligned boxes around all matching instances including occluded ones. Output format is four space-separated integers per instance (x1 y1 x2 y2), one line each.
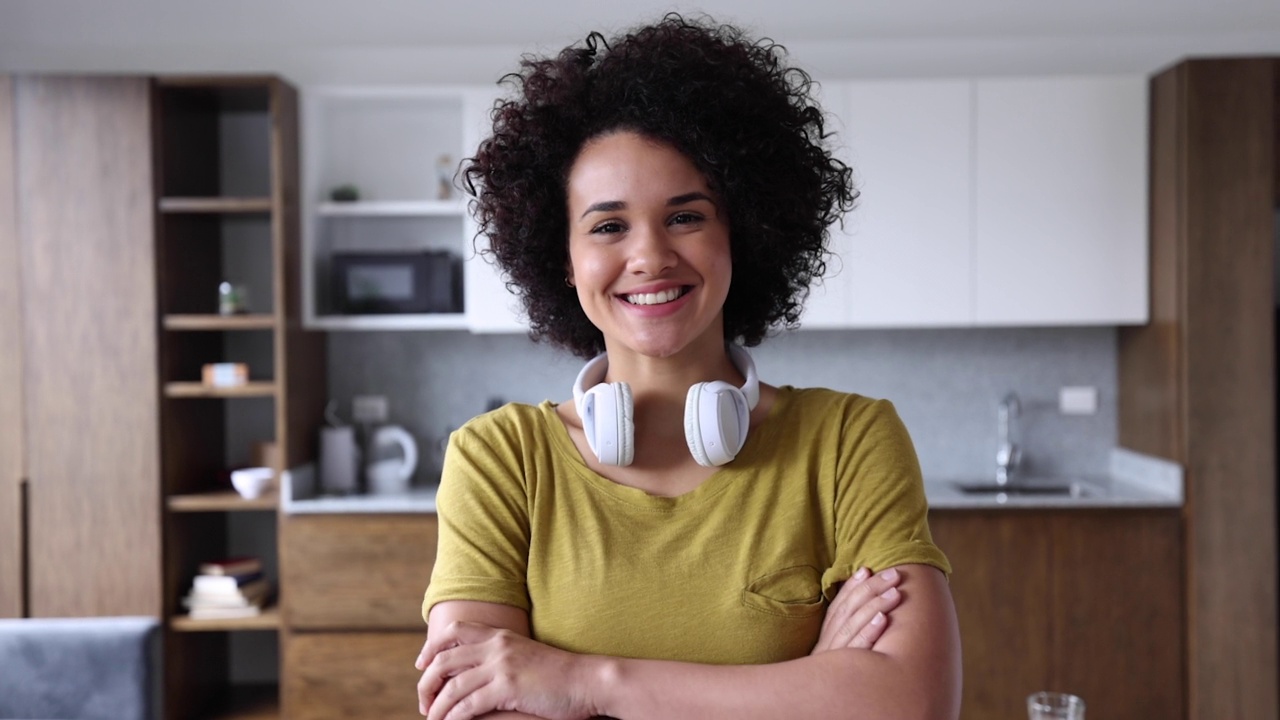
620 286 692 306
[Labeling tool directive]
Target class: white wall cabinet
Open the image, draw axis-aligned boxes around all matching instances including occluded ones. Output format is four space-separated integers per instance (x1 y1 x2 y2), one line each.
805 74 1147 329
839 79 973 328
302 76 1147 332
972 76 1148 325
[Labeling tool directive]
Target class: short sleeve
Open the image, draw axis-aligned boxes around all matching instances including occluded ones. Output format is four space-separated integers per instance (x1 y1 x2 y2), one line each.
421 417 533 622
822 399 951 599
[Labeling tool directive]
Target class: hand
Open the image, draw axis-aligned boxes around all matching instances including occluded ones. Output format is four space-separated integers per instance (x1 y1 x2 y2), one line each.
416 621 599 720
811 566 904 654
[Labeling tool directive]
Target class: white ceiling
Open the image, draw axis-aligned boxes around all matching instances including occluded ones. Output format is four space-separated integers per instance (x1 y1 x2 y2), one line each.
2 0 1279 81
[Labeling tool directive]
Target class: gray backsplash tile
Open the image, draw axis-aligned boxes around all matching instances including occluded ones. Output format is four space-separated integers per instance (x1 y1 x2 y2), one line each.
327 326 1117 483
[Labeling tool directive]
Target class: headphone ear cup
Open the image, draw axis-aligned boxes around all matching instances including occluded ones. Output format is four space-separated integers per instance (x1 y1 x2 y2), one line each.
616 382 635 466
685 381 749 467
583 382 634 466
684 383 713 467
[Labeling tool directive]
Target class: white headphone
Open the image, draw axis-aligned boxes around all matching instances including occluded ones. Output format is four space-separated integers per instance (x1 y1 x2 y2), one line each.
572 344 761 467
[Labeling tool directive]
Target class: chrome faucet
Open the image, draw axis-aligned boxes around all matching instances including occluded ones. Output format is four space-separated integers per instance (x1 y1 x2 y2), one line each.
995 391 1021 486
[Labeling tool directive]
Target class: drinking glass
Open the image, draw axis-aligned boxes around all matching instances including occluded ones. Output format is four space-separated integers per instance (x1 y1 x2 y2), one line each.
1027 691 1085 720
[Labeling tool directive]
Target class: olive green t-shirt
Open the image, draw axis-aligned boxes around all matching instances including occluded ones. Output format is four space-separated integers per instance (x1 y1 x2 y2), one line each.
421 386 950 665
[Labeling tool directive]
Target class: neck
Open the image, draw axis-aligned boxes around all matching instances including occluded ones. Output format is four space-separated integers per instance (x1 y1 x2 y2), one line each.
599 335 747 435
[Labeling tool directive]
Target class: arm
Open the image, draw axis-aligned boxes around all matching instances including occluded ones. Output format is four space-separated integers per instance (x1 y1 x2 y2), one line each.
419 564 956 720
593 564 960 720
416 601 543 719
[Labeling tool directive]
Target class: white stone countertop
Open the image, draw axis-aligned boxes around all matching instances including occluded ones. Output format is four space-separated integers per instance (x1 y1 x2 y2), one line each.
282 448 1182 514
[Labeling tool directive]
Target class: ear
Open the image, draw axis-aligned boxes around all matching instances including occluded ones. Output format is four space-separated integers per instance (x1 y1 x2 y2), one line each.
565 263 575 288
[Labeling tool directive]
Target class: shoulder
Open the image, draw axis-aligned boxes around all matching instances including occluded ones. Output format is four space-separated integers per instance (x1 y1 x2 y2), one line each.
778 386 904 431
452 401 552 450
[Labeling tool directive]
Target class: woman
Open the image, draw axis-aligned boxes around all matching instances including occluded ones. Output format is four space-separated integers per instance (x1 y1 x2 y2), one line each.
415 15 961 720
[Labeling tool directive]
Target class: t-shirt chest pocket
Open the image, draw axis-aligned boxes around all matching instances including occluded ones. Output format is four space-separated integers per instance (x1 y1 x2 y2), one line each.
742 565 826 618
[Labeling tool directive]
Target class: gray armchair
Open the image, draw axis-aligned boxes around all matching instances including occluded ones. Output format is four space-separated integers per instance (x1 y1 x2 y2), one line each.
0 616 161 720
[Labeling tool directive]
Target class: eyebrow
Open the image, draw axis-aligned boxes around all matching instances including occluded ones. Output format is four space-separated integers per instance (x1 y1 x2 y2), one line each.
579 192 716 220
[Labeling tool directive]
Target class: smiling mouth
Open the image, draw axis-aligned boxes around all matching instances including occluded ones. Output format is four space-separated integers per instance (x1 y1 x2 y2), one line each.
621 286 691 306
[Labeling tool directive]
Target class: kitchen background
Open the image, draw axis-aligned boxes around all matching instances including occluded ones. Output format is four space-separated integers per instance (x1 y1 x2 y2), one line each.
4 0 1279 709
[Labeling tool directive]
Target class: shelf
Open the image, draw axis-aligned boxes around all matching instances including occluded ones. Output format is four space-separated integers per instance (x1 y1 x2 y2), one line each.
318 199 466 217
170 605 280 633
165 381 277 398
169 489 278 512
164 314 276 331
308 313 470 331
217 684 279 720
159 197 273 214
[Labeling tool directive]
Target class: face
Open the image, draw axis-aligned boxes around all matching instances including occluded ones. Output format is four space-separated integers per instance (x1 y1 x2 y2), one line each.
565 131 732 361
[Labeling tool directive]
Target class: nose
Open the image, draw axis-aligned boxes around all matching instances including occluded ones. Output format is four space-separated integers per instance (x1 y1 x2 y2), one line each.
626 221 678 276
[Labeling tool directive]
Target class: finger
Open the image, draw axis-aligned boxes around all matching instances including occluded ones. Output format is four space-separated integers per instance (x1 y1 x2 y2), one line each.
852 611 888 649
838 585 904 649
429 670 493 720
824 567 872 625
826 566 897 638
418 645 483 714
415 634 432 671
442 680 503 720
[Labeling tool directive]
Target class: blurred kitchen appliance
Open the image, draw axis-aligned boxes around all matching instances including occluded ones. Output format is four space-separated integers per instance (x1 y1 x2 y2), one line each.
331 251 460 314
319 422 360 495
366 425 418 495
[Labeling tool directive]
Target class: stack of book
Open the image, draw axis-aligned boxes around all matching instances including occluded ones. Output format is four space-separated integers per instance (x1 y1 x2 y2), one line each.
183 556 271 619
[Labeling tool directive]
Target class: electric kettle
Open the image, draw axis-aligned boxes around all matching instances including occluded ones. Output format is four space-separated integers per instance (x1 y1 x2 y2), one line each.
365 425 419 495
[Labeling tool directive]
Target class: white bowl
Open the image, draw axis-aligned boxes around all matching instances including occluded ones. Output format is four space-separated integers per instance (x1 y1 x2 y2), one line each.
231 467 274 499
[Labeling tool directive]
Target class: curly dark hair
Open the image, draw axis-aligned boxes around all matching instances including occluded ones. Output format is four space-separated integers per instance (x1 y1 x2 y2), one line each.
463 13 857 358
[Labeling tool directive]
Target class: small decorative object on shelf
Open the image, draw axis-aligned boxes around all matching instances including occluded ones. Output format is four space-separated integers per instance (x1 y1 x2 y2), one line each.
230 466 274 500
436 154 454 200
217 281 249 315
329 184 360 202
201 362 249 388
200 556 263 576
183 556 272 619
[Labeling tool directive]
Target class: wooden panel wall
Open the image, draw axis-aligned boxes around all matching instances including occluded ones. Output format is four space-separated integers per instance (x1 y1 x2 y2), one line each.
0 76 25 618
16 76 162 616
270 78 326 474
1179 59 1278 720
1118 67 1185 462
1121 58 1279 720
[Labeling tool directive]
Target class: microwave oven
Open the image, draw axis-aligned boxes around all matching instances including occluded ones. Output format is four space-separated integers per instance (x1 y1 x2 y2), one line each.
331 251 462 314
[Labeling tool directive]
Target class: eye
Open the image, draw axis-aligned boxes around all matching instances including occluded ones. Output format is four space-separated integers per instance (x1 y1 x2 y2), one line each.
669 211 704 226
590 220 626 235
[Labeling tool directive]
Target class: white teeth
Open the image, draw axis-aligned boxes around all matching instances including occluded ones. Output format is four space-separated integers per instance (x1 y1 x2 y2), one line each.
625 287 685 306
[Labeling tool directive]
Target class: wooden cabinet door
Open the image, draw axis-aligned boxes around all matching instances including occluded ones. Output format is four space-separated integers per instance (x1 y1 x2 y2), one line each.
284 631 425 719
282 513 438 629
973 76 1148 325
0 75 24 618
16 76 161 616
931 511 1053 720
932 510 1184 720
1050 511 1183 720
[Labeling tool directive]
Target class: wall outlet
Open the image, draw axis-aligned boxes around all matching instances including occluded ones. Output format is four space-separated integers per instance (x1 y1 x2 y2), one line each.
1059 386 1098 415
352 395 389 424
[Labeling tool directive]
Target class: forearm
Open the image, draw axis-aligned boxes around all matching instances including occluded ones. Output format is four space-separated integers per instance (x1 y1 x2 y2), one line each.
591 648 948 720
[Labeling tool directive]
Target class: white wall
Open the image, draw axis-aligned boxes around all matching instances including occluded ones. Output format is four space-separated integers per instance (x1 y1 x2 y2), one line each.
2 0 1279 83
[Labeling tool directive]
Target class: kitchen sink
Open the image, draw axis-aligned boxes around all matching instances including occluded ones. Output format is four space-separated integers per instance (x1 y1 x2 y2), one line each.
952 480 1096 497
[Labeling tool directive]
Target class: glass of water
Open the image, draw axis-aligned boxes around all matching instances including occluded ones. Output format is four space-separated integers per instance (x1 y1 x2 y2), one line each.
1027 691 1085 720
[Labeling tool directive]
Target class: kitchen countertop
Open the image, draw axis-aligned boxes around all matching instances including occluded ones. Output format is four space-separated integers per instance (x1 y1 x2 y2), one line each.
926 447 1183 509
281 447 1182 514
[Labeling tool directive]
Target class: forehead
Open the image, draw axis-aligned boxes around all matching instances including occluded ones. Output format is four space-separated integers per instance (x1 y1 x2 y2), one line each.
566 131 709 204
